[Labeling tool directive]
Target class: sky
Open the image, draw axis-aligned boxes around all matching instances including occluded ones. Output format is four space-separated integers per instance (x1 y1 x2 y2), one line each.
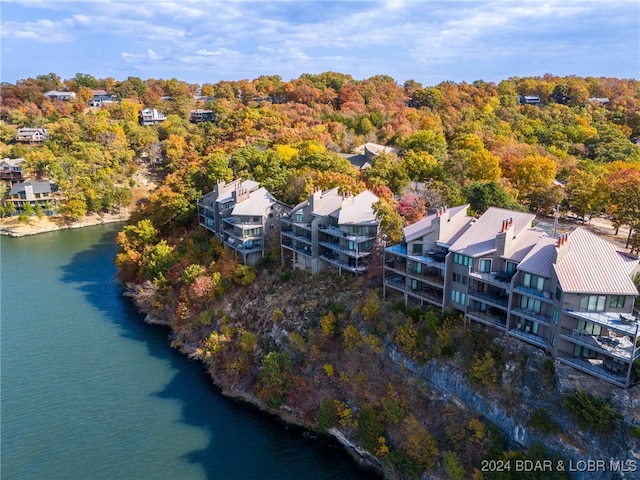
1 0 639 87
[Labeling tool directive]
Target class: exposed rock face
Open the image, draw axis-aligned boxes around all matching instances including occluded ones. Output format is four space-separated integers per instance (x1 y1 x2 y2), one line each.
388 341 640 480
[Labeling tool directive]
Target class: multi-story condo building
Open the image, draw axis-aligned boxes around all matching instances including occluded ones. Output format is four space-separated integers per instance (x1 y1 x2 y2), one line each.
280 188 380 275
198 179 289 266
384 206 640 387
384 205 474 308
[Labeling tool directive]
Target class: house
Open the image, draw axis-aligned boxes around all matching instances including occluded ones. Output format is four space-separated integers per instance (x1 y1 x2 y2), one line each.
518 95 541 106
189 109 214 123
16 128 48 145
339 142 400 171
88 90 117 107
43 90 76 102
198 179 290 266
281 188 380 275
384 206 640 388
0 157 26 183
6 180 57 214
587 97 610 106
139 108 167 126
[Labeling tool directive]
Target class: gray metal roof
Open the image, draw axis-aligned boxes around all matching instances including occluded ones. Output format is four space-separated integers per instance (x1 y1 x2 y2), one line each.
554 227 639 295
10 181 52 195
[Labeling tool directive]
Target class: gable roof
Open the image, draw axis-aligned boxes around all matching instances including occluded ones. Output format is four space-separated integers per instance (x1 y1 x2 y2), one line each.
10 180 52 195
231 187 275 216
338 190 379 225
449 207 536 257
517 236 557 278
554 227 639 295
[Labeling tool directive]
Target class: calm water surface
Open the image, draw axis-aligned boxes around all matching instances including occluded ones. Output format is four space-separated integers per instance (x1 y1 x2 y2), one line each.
1 224 375 480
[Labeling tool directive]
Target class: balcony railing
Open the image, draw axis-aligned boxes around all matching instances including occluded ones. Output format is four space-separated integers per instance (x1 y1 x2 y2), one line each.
466 308 507 329
510 307 552 325
559 327 639 361
469 270 515 286
564 305 640 337
508 328 547 348
467 289 509 308
513 285 554 302
556 353 630 387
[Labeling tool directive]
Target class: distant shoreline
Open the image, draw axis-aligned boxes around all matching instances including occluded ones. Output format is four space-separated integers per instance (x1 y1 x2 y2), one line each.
0 211 129 237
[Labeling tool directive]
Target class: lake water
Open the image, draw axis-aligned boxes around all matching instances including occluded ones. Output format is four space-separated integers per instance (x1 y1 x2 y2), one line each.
1 224 375 480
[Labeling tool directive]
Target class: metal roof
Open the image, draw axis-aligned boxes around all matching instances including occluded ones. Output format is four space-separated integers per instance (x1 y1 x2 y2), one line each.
554 227 639 294
231 187 276 216
338 190 379 225
517 236 557 277
449 207 536 257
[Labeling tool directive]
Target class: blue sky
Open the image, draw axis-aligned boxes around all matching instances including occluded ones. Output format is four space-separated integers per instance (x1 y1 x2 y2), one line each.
1 0 638 86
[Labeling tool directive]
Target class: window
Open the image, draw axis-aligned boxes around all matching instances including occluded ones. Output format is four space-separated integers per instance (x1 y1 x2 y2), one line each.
479 259 492 273
549 331 555 347
579 295 606 312
506 261 516 274
412 243 423 255
473 300 487 311
520 295 541 314
552 308 558 325
452 272 467 285
577 320 601 336
410 261 422 274
295 213 303 223
573 344 597 359
523 273 544 291
411 279 422 291
450 289 466 305
453 253 472 267
555 287 562 301
610 296 625 309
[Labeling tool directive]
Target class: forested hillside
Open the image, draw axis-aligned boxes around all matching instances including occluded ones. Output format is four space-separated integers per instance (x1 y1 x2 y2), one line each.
2 72 640 479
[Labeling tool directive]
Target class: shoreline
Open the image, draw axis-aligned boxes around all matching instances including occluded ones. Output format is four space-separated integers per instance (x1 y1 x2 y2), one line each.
0 211 130 237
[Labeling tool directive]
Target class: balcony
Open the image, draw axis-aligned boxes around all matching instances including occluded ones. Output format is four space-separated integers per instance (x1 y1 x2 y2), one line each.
508 327 547 348
564 305 640 337
341 248 372 259
319 240 340 251
556 353 630 388
469 270 514 287
407 284 443 307
319 253 368 274
384 274 407 292
510 308 551 325
468 289 509 308
466 307 507 329
559 327 639 361
513 285 554 303
405 268 445 287
385 244 407 257
318 225 342 238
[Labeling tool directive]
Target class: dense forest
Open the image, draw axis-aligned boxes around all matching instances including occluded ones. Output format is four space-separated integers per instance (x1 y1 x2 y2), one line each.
2 72 640 479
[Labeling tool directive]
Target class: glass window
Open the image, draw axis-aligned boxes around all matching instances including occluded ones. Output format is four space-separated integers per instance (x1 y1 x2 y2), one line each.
479 259 492 273
552 308 558 325
412 243 423 255
523 273 544 291
610 296 625 309
580 295 606 312
295 213 303 223
506 261 516 274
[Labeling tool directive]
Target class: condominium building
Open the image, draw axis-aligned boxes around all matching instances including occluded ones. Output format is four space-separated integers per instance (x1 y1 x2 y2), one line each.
198 179 290 266
384 206 640 387
280 188 380 275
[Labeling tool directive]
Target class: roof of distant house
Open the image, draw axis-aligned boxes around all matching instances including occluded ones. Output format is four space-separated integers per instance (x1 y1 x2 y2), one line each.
1 157 26 167
10 180 52 195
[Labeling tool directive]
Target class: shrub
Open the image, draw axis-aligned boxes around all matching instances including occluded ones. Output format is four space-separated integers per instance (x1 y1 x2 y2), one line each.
356 405 384 452
469 352 499 388
442 451 466 480
528 408 561 434
564 389 621 434
231 264 256 285
316 398 337 432
256 351 292 408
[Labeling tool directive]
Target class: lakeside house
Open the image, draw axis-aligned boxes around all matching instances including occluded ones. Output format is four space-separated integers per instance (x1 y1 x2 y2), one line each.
6 180 57 214
280 188 380 275
198 179 290 266
88 90 117 107
0 157 26 183
16 128 48 145
43 90 76 102
139 108 167 126
384 206 640 388
189 109 214 123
